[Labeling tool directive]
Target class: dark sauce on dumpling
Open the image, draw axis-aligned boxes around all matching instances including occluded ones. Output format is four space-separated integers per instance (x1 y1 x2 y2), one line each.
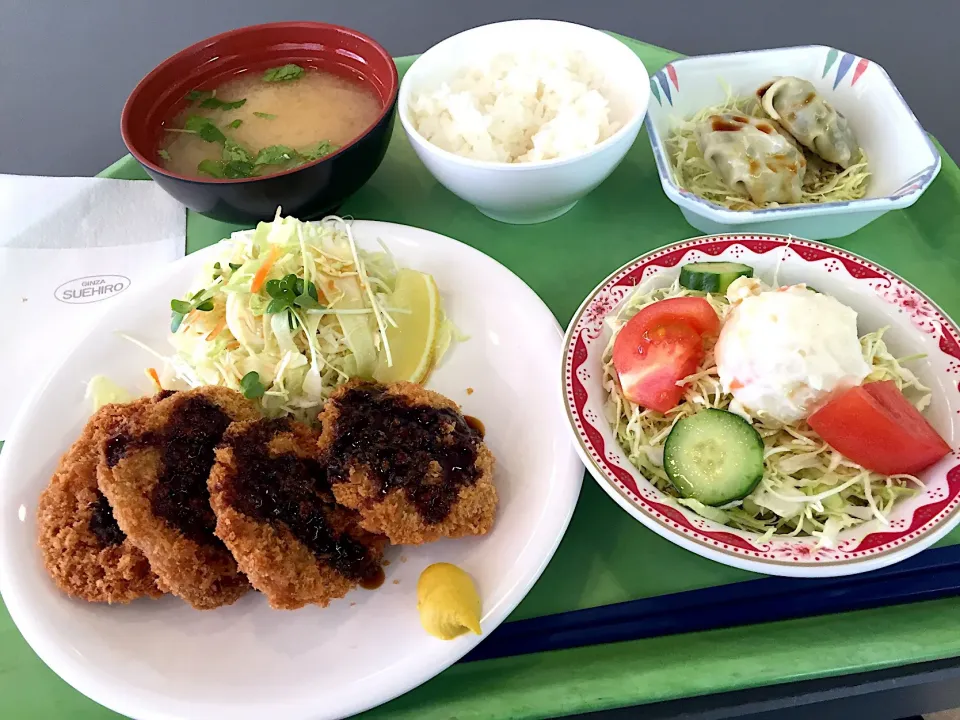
711 116 746 132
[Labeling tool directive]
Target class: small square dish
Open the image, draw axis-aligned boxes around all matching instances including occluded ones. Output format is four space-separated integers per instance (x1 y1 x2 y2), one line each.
645 46 941 240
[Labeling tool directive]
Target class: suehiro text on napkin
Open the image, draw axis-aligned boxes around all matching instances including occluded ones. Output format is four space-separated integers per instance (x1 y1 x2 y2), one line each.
0 175 186 438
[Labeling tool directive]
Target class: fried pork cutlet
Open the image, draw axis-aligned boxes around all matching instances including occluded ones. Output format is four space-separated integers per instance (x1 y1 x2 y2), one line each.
97 386 258 609
37 398 163 604
208 418 387 610
317 381 497 545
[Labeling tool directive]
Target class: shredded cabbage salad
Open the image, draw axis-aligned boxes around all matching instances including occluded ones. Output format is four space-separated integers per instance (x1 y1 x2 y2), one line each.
130 213 455 424
602 281 931 546
665 90 871 211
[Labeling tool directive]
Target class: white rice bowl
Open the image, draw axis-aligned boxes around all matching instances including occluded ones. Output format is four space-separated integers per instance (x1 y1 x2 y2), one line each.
408 49 621 164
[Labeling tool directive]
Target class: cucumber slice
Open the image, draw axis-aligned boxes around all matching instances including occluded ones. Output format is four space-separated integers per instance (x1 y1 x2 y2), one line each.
679 262 753 293
663 409 764 506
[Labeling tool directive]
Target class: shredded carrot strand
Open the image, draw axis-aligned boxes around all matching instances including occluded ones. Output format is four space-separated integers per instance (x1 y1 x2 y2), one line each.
251 245 280 293
206 317 227 341
145 367 163 392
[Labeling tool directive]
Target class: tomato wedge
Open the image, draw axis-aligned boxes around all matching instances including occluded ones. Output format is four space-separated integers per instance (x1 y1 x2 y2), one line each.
612 298 719 413
629 296 721 336
808 380 951 475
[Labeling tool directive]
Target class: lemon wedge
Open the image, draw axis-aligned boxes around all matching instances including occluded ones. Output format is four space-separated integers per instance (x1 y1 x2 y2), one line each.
374 269 441 384
417 563 482 640
85 375 133 412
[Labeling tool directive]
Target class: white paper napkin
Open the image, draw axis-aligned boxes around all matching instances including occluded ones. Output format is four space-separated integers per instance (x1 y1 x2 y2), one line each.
0 174 186 437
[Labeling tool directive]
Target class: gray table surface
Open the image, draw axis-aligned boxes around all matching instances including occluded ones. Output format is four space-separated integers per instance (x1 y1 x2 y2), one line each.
3 1 960 719
1 0 958 176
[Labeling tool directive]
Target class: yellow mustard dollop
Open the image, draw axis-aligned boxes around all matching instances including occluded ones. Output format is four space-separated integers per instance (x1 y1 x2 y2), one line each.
417 563 482 640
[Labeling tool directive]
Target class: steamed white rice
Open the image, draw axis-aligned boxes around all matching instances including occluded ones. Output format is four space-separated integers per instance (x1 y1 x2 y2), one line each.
409 49 621 163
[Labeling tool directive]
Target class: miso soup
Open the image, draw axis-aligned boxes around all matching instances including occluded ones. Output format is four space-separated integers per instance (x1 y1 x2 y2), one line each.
159 64 382 179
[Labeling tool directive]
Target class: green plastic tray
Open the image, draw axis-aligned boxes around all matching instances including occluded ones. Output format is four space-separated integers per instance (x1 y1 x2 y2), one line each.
4 34 960 720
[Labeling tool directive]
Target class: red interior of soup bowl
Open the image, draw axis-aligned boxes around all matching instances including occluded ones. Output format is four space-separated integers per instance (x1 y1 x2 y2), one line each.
122 21 399 183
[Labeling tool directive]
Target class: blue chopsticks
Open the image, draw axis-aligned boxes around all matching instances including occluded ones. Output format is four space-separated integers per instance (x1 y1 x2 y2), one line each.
462 543 960 663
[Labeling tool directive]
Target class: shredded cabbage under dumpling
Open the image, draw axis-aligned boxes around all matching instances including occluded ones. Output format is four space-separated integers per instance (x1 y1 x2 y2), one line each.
665 88 870 211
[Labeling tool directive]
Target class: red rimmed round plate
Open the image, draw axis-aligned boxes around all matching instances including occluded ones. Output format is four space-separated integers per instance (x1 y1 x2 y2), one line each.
562 234 960 576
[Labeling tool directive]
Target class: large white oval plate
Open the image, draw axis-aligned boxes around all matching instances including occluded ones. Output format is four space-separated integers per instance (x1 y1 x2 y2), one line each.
563 234 960 577
0 221 582 720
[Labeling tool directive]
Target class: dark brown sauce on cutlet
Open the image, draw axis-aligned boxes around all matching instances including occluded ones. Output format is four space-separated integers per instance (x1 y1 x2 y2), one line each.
327 386 483 525
219 418 383 586
104 434 132 468
359 566 386 590
102 391 177 467
88 491 125 547
105 396 231 546
151 397 232 545
464 416 485 438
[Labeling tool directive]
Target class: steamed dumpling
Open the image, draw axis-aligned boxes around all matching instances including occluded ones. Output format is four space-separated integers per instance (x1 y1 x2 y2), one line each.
695 114 807 205
759 77 860 168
